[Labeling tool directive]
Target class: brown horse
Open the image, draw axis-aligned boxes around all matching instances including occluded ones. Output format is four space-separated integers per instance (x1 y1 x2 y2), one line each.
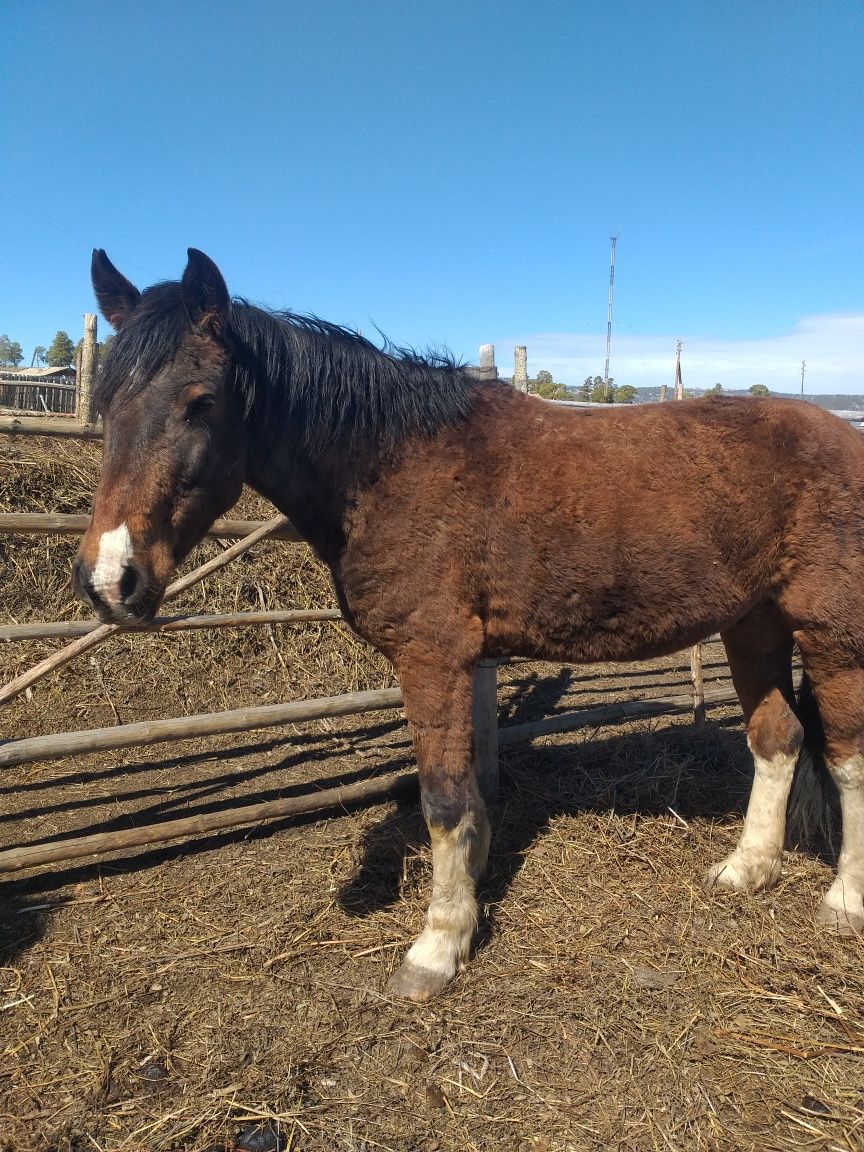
74 248 864 1002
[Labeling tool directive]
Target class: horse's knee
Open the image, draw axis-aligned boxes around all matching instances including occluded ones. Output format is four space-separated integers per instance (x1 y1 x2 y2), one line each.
421 778 490 890
746 689 803 762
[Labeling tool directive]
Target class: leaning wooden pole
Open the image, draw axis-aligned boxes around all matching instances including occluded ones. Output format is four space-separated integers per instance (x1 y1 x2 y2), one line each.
0 513 290 708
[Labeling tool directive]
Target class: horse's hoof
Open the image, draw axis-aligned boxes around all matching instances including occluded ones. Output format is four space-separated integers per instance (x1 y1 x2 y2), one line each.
387 960 453 1002
816 900 864 936
705 857 748 892
704 852 779 893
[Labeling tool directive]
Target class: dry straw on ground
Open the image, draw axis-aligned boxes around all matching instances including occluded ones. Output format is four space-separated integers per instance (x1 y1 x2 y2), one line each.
2 436 864 1152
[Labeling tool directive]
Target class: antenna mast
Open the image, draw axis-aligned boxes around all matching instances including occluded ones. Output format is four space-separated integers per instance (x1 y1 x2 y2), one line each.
674 339 684 400
603 233 618 400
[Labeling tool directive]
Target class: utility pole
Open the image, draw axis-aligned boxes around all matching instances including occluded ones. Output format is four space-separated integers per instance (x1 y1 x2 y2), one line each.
603 234 618 401
800 359 806 398
673 339 684 401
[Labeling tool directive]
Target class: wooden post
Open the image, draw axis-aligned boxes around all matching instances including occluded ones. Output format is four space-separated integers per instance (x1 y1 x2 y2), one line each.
476 344 498 382
690 644 706 725
513 346 528 392
78 313 97 423
472 659 499 801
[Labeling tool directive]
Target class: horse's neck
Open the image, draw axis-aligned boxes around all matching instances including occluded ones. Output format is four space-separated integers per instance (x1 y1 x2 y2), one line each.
245 435 362 565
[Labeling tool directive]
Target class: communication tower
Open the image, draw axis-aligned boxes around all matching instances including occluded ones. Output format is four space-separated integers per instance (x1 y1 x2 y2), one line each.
603 234 618 400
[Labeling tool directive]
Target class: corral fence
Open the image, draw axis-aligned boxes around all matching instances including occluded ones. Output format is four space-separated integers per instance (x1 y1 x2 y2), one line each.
0 315 97 420
0 374 77 416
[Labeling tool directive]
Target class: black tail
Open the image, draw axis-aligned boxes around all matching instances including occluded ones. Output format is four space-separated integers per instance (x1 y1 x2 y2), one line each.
786 672 839 855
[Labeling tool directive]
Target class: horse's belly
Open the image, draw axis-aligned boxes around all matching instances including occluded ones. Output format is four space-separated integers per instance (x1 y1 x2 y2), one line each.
484 572 754 665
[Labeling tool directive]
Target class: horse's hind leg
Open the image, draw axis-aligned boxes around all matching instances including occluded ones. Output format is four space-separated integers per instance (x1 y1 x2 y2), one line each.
794 648 864 932
707 606 802 891
387 634 490 1002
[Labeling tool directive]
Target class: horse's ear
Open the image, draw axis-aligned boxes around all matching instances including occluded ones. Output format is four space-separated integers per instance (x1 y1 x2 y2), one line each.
91 249 142 331
181 249 230 339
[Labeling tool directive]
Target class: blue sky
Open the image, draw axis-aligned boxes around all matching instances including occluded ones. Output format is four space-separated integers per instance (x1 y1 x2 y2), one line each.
3 1 863 393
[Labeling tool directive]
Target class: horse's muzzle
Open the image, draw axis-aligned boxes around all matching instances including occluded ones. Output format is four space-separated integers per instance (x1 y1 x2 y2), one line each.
72 555 160 626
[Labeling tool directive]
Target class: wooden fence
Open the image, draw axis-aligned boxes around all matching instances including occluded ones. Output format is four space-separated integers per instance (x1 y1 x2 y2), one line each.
0 414 731 876
0 378 77 416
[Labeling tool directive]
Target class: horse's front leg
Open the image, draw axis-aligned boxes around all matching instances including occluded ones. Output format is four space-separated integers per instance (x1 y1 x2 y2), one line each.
388 657 490 1002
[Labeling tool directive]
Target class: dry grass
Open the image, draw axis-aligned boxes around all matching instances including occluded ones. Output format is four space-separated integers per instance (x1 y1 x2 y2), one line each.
1 436 864 1152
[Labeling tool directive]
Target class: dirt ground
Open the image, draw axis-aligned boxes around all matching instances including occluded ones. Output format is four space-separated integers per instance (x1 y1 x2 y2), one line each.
2 438 864 1152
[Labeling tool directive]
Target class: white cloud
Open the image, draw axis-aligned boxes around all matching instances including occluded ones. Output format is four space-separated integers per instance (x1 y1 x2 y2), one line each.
491 312 864 394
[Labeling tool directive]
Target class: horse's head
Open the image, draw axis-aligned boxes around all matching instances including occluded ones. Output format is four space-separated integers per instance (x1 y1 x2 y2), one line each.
73 249 248 624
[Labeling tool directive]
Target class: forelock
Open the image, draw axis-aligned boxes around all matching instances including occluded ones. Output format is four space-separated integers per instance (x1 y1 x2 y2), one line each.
91 281 190 419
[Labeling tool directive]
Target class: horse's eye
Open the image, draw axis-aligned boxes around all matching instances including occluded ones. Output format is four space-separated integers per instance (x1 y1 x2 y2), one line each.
185 394 215 422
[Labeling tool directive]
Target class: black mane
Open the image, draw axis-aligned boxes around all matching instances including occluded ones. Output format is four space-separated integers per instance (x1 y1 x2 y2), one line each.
92 280 482 454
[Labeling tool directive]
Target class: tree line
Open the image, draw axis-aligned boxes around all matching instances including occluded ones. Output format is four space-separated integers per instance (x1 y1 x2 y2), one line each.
526 370 637 404
527 372 774 403
0 332 113 370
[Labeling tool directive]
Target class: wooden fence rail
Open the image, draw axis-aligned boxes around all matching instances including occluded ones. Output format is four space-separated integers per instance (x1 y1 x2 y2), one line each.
0 608 342 643
0 414 102 438
0 512 301 542
0 687 404 768
0 770 418 875
0 680 738 874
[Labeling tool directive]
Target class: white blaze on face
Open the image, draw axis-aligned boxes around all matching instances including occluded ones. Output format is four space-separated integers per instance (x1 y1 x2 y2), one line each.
92 523 133 602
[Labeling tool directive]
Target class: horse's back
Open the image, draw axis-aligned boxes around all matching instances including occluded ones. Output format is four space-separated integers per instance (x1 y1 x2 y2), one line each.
465 391 864 662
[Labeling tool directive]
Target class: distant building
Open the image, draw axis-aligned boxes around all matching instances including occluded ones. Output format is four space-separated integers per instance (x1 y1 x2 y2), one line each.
0 366 76 383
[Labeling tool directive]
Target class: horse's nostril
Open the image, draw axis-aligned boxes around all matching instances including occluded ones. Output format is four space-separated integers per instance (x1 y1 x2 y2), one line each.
119 563 142 604
73 558 94 604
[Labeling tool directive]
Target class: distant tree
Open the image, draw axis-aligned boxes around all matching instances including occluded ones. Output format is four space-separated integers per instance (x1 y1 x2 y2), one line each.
528 369 568 400
0 335 24 366
46 331 75 368
76 334 113 364
613 384 637 404
577 377 592 401
749 383 771 397
590 375 615 403
708 383 723 395
31 345 47 367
